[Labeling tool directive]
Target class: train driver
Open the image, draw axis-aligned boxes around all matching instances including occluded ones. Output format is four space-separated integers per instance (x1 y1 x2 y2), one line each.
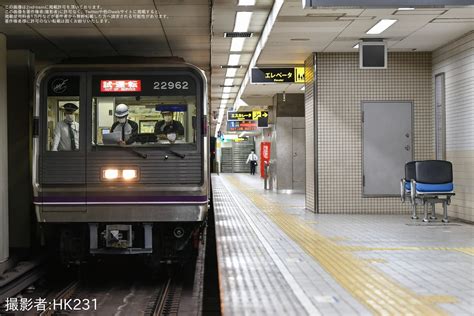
110 103 139 145
52 102 79 151
154 111 185 142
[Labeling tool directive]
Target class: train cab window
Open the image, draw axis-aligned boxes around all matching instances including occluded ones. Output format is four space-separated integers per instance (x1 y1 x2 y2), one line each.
92 94 197 147
45 76 81 151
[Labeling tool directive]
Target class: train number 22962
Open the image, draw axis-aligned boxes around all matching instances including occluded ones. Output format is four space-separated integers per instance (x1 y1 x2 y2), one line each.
153 81 189 90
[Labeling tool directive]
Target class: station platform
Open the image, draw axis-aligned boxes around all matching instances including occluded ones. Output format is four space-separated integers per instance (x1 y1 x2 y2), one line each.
211 174 474 316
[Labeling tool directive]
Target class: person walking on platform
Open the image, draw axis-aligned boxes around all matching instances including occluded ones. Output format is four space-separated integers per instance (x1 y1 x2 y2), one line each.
246 150 258 175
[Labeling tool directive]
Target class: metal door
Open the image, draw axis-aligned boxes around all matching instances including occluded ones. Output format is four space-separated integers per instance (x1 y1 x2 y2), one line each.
292 128 305 191
362 101 412 196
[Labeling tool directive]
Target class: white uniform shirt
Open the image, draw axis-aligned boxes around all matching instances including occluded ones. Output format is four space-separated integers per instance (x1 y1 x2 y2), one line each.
112 122 133 142
52 120 79 151
246 152 258 164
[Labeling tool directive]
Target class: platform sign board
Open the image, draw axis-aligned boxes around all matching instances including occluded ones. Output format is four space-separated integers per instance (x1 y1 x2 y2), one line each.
253 111 269 127
233 137 249 142
227 111 252 121
251 67 305 84
228 111 269 127
227 120 258 132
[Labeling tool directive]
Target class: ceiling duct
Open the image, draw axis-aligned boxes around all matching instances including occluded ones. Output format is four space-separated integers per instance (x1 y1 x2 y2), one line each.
220 65 242 68
224 32 254 38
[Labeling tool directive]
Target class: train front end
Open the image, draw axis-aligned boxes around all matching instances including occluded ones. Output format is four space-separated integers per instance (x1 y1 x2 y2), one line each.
32 62 209 263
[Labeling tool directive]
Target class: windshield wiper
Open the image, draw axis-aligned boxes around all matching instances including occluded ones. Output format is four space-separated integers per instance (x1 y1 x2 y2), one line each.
129 147 148 159
168 149 185 159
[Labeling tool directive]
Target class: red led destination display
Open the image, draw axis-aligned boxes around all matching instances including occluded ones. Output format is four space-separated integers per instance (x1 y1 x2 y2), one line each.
100 80 142 92
227 120 258 132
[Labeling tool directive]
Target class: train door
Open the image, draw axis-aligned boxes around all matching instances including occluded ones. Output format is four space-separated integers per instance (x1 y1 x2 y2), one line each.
39 73 87 213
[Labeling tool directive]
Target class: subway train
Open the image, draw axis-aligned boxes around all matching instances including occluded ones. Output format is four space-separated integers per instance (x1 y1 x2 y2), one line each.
32 57 209 265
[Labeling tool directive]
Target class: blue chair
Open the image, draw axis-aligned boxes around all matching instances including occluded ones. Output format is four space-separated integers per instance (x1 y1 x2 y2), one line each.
400 161 420 219
409 160 454 222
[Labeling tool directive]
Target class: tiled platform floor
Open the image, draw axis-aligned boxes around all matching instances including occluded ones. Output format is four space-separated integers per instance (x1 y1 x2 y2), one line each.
212 173 474 316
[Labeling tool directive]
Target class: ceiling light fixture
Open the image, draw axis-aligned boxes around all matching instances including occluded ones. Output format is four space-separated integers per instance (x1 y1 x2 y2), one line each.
228 54 241 66
230 38 246 52
234 12 253 32
366 19 397 35
226 68 238 77
238 0 256 5
232 0 285 111
224 78 234 86
397 7 415 10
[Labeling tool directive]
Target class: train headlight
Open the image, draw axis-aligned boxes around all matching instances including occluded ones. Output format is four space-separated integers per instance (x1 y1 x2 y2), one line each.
122 169 138 181
103 169 119 180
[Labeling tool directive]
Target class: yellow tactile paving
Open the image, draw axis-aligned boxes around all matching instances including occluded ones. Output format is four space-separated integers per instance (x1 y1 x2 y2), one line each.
225 175 457 316
342 246 474 257
362 258 388 264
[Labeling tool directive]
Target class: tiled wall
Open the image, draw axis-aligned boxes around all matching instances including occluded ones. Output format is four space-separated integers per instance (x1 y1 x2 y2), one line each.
304 54 316 211
315 52 433 214
433 32 474 222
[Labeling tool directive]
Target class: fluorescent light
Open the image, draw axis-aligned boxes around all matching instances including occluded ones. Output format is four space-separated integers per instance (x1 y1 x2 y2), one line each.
397 7 414 10
353 43 359 49
234 12 252 32
230 38 246 52
226 68 238 77
300 86 305 91
222 93 230 99
218 109 225 114
238 0 256 5
224 78 234 86
233 0 285 112
366 19 397 35
223 86 232 93
228 54 241 66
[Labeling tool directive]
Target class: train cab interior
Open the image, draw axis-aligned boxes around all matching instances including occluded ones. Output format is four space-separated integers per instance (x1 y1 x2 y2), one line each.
93 96 197 146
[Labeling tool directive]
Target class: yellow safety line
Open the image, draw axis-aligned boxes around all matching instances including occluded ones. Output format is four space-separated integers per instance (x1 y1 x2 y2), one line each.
225 175 457 316
342 246 474 257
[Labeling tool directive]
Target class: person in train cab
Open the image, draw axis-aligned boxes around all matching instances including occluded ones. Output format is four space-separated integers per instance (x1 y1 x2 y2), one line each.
110 103 138 145
154 111 185 142
246 150 259 175
51 102 79 151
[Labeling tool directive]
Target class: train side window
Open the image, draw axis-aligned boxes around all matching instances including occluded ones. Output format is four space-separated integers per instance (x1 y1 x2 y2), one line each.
45 76 81 151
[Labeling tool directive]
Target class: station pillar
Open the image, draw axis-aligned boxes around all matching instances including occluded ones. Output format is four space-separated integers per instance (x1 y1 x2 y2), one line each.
0 33 9 268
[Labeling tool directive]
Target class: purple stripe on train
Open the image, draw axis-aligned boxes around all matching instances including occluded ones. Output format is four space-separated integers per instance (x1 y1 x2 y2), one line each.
34 195 208 203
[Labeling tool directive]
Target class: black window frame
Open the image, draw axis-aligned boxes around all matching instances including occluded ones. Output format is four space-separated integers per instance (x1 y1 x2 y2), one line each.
41 72 87 156
86 69 203 154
